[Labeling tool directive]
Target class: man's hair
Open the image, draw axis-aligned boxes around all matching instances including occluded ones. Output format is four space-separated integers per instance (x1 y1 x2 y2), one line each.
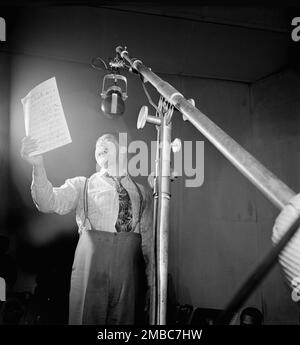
240 307 263 325
95 133 119 148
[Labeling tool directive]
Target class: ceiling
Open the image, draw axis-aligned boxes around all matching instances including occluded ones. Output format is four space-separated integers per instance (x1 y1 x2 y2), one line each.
1 3 299 83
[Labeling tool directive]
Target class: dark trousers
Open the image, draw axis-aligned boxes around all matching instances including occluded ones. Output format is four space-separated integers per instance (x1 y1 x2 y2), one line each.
69 230 147 325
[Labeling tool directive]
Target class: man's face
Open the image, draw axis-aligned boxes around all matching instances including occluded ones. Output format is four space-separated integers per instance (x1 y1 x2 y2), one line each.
95 139 118 170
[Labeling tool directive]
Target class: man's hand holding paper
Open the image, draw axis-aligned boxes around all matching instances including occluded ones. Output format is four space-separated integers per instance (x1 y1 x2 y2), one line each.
20 136 44 166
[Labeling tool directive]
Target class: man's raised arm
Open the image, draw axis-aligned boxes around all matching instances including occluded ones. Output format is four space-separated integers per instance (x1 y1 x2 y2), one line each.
21 136 84 215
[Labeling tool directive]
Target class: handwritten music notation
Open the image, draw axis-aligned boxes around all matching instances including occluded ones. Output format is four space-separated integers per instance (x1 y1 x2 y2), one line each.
21 77 72 156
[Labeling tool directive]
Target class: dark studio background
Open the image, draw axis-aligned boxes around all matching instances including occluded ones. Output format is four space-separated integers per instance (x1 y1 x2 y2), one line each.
1 2 300 324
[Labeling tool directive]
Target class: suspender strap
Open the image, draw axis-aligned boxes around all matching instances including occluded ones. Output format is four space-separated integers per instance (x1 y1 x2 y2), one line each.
83 177 89 224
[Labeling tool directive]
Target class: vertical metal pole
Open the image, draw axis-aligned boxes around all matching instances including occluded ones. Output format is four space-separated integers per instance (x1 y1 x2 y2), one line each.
150 125 160 325
157 109 172 325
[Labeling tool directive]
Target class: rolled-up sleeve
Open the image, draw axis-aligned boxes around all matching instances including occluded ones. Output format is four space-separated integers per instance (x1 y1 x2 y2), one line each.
272 194 300 293
140 185 154 289
31 165 84 215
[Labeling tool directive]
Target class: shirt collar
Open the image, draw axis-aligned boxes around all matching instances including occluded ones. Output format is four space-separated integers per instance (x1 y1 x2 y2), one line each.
98 167 128 179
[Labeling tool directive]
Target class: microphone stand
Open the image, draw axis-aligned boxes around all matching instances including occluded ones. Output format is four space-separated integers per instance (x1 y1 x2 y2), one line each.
116 46 298 325
156 100 173 325
149 99 161 325
146 96 175 325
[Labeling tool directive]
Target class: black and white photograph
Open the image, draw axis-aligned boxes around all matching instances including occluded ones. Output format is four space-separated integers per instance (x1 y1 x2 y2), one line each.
1 0 300 339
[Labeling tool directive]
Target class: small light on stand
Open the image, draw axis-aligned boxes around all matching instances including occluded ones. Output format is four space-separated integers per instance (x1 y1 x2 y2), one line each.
100 74 128 118
137 105 161 129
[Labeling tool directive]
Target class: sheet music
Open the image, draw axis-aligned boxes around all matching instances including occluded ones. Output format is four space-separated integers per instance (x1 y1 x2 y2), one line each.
21 77 72 156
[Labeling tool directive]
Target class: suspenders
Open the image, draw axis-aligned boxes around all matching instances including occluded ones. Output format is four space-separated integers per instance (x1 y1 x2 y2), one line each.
83 177 90 228
83 176 145 232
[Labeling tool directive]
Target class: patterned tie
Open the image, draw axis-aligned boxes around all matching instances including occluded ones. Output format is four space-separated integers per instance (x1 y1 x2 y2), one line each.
106 173 133 232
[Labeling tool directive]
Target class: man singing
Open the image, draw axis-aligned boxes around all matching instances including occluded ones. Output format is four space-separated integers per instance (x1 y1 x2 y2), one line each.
21 133 153 325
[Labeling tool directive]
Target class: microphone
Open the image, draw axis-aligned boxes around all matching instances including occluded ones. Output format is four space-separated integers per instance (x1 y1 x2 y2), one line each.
100 74 128 118
92 55 128 118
